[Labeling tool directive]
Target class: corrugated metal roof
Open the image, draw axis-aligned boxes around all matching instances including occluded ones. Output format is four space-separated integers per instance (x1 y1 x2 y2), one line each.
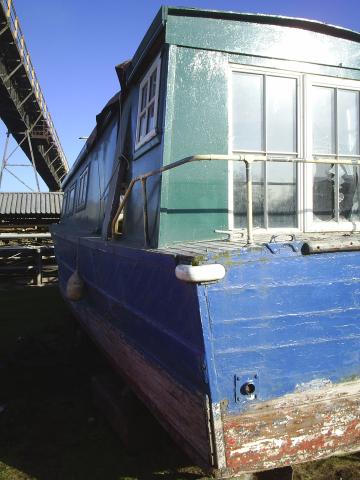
0 192 63 216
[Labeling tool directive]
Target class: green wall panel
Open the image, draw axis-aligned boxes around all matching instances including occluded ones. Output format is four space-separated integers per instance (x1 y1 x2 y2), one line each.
159 46 229 246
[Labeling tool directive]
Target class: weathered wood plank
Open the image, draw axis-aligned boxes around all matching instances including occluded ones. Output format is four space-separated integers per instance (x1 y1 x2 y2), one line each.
68 299 212 470
221 380 360 475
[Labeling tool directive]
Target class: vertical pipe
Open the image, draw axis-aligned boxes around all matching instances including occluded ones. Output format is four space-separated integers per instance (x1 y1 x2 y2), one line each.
263 75 268 229
141 177 150 247
245 160 254 245
334 88 339 222
0 131 10 190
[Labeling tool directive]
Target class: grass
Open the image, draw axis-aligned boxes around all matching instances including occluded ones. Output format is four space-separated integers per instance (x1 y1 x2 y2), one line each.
1 286 360 480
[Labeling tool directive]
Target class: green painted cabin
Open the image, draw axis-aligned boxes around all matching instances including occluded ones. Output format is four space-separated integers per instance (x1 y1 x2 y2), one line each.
62 7 360 247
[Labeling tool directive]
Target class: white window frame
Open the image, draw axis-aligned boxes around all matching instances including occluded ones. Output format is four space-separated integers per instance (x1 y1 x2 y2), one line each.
304 74 360 232
228 63 304 233
66 183 76 216
135 56 161 150
61 191 68 216
76 165 89 211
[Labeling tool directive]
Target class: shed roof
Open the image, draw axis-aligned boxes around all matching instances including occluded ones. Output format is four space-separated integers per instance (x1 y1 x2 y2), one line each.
0 192 63 217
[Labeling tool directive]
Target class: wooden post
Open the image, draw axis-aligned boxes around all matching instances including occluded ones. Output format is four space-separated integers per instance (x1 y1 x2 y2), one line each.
35 247 42 286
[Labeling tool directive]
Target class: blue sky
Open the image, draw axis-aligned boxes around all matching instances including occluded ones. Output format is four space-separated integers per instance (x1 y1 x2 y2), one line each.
1 0 360 191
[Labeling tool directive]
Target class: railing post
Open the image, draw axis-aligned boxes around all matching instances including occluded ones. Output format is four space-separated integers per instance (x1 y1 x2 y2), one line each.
245 159 254 245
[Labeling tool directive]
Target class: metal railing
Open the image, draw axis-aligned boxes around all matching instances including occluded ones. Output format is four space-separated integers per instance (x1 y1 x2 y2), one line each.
0 0 68 174
111 154 360 246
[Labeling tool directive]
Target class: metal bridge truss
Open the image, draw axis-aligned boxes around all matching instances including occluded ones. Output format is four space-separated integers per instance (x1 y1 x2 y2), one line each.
0 0 68 191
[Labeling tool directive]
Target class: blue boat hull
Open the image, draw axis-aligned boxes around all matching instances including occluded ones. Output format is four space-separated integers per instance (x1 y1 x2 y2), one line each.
52 229 360 476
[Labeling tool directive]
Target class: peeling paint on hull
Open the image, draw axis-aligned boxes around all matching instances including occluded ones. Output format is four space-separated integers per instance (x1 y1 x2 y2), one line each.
221 380 360 475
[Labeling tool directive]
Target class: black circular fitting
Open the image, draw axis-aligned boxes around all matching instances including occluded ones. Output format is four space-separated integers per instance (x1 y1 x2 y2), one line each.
240 382 256 396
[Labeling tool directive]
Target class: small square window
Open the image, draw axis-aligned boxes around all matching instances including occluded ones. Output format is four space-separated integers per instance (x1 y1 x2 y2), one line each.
135 56 161 149
67 184 76 215
61 192 68 216
76 166 89 210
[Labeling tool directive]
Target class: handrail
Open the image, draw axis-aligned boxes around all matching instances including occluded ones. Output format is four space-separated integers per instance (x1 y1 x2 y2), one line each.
0 0 68 175
111 154 360 247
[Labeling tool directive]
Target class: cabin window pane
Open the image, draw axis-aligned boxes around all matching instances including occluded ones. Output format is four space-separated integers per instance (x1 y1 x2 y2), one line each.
147 102 155 134
76 166 89 209
136 57 161 149
62 192 68 215
312 87 336 155
312 85 360 224
233 162 264 228
232 72 263 151
266 76 297 153
231 69 298 230
268 163 297 227
313 164 335 222
67 185 76 215
149 71 157 99
78 178 84 205
139 113 147 140
339 165 360 220
338 90 359 156
140 84 148 110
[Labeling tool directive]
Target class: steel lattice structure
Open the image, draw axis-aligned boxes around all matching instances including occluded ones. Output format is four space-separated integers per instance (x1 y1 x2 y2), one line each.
0 0 68 191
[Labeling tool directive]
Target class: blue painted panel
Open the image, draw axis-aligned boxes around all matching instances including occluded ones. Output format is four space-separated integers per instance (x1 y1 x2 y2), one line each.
200 246 360 413
212 309 360 352
208 281 360 321
53 232 208 395
214 337 360 400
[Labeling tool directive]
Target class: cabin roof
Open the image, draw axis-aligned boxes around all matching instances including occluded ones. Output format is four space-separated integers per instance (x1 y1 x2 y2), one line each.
125 6 360 92
164 7 360 43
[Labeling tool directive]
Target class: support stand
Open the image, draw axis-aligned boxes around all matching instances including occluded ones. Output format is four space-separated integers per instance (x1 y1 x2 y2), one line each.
0 130 10 189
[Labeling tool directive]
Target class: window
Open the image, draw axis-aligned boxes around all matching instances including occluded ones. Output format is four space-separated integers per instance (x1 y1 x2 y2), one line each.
61 191 68 216
76 166 89 210
230 67 299 229
306 77 360 229
135 56 161 149
230 66 360 233
66 184 76 215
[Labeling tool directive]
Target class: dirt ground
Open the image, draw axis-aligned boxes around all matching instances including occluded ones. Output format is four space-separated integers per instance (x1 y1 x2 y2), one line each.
1 286 360 480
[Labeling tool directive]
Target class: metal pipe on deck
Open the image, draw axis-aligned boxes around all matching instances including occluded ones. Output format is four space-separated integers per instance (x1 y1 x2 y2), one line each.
245 160 254 245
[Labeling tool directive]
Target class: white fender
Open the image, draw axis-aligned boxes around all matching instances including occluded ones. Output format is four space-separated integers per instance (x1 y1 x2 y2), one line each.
175 264 226 283
66 270 84 301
